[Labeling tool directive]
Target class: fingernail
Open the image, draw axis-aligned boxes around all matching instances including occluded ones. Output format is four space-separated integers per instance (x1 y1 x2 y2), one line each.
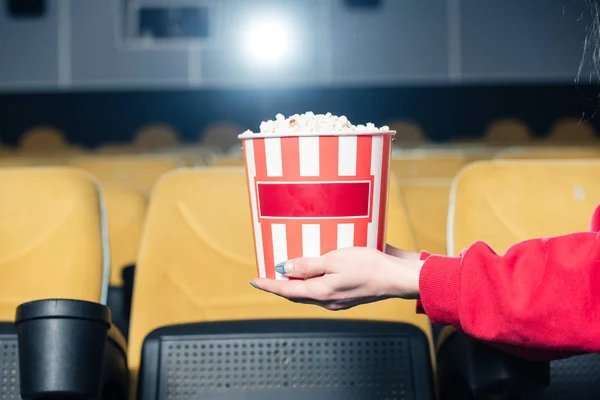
275 261 290 275
250 282 259 289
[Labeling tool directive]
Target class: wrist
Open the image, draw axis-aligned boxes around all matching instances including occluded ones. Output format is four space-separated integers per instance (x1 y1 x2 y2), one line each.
379 255 424 300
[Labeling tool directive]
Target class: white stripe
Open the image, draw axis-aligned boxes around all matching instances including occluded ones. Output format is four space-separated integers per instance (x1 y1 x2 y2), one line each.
299 137 320 176
265 138 283 177
302 224 321 257
367 136 384 248
271 224 288 281
338 136 357 176
337 223 355 249
245 140 266 278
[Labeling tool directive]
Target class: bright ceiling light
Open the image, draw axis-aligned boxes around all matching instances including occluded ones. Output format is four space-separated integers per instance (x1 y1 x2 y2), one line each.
245 20 292 64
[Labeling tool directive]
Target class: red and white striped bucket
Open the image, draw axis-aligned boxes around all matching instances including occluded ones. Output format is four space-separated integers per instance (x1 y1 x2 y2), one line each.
240 131 396 279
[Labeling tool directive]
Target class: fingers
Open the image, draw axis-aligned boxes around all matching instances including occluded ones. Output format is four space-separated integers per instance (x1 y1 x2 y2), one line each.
385 243 420 260
251 278 330 301
275 256 330 279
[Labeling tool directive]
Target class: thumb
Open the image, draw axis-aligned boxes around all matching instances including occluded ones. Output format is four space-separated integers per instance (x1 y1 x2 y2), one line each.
275 256 329 279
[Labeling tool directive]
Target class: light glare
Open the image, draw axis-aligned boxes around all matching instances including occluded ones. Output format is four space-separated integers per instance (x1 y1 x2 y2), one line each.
246 21 291 63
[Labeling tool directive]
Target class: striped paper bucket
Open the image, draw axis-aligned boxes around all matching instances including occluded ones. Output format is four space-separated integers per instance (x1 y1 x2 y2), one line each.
239 131 396 279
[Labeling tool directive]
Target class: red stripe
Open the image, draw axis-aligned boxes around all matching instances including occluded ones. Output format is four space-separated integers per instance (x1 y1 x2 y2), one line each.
253 138 267 179
377 135 392 251
320 222 338 255
281 136 300 178
354 136 372 247
319 136 339 179
285 222 304 261
356 135 372 177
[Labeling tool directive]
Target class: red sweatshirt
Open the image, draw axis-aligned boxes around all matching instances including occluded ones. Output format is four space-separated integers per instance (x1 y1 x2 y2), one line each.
416 204 600 361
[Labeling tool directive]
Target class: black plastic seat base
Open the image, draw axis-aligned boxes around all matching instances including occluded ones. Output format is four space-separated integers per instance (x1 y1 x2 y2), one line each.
139 319 435 400
437 329 550 397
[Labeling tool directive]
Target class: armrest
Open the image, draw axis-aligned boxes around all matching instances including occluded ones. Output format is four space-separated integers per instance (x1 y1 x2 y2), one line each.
121 264 136 321
437 327 550 397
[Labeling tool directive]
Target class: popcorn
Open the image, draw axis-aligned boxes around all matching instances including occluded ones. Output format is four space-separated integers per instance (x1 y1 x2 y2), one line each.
242 112 391 135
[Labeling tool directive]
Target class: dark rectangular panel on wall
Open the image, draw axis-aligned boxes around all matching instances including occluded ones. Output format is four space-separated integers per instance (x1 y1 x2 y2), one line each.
139 6 209 39
7 0 46 18
343 0 382 8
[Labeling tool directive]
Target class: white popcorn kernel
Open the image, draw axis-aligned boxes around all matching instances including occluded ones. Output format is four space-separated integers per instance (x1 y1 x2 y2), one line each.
252 112 390 134
380 125 390 132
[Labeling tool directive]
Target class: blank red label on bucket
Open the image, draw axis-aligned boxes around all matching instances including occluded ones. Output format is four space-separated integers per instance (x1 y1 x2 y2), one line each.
241 133 394 280
257 181 371 219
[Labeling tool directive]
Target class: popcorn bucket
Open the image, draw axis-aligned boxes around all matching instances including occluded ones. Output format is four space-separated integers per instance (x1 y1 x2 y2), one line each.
239 131 396 279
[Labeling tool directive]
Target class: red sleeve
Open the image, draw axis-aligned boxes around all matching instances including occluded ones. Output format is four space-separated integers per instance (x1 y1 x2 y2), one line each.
417 232 600 361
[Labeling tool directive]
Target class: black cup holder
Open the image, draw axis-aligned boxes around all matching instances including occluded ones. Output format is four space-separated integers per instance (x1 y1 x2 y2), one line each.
15 299 111 400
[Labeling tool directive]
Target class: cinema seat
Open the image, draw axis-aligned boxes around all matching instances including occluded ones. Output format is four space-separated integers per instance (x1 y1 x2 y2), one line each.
546 118 598 145
438 160 600 398
104 186 147 337
210 155 245 167
483 118 533 146
19 126 69 153
134 124 180 150
495 146 600 160
70 155 184 194
0 167 128 400
397 178 452 255
391 152 468 180
129 168 434 400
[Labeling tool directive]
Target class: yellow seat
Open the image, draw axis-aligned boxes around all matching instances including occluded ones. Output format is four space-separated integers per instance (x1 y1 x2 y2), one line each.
128 167 432 382
397 178 453 255
547 118 598 145
0 167 109 315
448 160 600 256
495 146 600 160
70 155 183 194
483 118 533 146
19 126 70 153
104 186 147 286
133 124 180 150
210 155 245 167
200 122 243 152
387 120 427 148
391 152 468 179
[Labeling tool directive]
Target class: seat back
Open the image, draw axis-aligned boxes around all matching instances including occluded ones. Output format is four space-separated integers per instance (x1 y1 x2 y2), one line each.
483 118 532 146
447 160 600 398
398 178 452 255
134 124 180 150
210 156 245 167
547 118 597 144
495 146 600 160
391 153 468 179
0 167 108 317
128 168 432 375
448 160 600 255
19 126 69 153
104 186 147 286
70 155 183 194
139 320 433 400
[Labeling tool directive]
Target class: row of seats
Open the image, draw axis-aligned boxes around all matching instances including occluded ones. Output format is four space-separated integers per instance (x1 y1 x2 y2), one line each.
3 117 599 157
0 159 599 399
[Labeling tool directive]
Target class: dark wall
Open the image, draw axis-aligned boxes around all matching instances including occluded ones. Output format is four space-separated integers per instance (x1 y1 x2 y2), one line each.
1 83 599 148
